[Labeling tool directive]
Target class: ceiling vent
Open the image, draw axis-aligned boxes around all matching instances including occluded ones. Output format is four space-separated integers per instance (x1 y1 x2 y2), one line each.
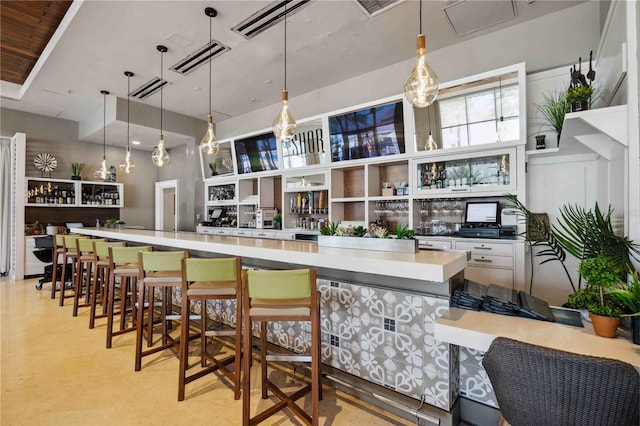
231 0 311 40
169 39 231 75
443 0 517 37
354 0 405 17
129 77 171 100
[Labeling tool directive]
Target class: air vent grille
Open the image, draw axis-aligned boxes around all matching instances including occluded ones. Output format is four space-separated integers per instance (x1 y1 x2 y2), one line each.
129 78 171 100
232 0 311 40
169 39 231 75
355 0 404 16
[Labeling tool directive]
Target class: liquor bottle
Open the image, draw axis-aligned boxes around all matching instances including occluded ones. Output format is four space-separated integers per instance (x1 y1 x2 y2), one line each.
70 189 75 205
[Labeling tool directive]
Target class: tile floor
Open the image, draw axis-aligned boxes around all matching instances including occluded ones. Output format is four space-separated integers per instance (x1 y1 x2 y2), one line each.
1 276 414 425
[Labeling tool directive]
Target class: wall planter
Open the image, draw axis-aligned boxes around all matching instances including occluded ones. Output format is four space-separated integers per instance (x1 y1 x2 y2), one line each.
318 235 418 253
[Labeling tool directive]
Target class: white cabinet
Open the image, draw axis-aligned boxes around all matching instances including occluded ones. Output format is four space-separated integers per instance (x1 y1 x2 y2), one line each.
24 236 49 276
454 240 517 289
26 178 123 208
412 147 516 198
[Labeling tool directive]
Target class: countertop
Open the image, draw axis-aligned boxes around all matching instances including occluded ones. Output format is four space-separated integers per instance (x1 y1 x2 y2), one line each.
71 227 467 283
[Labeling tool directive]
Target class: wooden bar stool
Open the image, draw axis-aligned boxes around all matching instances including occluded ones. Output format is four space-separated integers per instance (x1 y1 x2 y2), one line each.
106 245 152 349
50 234 65 300
58 235 89 306
241 268 322 426
134 250 189 372
72 238 106 317
89 241 125 329
178 257 243 401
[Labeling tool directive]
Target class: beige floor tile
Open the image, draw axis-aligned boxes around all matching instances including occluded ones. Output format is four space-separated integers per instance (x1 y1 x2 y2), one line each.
1 277 412 425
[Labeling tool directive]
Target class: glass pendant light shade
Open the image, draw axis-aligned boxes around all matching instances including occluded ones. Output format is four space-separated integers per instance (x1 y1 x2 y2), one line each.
119 148 135 174
152 134 170 167
404 34 439 108
97 157 109 181
272 90 296 144
200 115 219 155
425 131 438 151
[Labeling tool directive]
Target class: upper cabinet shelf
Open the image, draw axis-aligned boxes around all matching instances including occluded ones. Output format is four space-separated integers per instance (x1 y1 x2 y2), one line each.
527 105 627 160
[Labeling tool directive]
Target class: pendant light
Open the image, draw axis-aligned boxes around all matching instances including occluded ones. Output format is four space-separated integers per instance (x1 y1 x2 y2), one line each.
200 7 219 156
96 90 110 181
271 3 296 145
152 45 170 167
424 105 438 151
119 71 135 174
404 0 439 108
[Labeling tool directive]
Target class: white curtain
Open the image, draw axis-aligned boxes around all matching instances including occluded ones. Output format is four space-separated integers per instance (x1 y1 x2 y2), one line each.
0 138 11 274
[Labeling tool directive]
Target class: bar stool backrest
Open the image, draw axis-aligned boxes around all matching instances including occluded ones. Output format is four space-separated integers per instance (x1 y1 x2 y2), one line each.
245 269 316 312
77 238 106 254
182 257 241 292
140 250 188 273
109 246 152 266
62 235 87 251
55 234 65 248
93 241 126 260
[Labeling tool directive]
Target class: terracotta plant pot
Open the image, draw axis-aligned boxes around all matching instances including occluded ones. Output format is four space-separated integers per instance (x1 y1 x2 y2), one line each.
589 312 620 338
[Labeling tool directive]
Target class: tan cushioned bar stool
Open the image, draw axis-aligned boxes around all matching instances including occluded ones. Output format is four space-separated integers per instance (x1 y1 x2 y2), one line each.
178 257 243 401
89 241 125 329
242 268 322 426
58 235 89 307
72 238 106 317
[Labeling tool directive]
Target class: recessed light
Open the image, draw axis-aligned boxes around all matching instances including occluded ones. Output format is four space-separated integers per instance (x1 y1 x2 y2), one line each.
132 140 141 145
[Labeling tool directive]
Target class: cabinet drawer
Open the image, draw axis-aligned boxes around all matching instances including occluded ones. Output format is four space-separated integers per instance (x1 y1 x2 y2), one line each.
467 254 513 268
212 229 231 236
418 239 453 251
253 230 275 239
455 241 513 256
232 230 252 237
464 266 514 289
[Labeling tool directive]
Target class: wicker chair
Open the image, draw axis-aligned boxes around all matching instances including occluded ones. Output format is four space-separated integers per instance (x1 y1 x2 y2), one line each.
482 337 639 426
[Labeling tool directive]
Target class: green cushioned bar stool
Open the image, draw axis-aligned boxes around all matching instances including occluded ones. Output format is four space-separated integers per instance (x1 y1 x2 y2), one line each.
58 235 89 307
72 238 106 317
50 234 66 300
106 245 152 349
241 268 322 426
135 250 189 372
178 257 243 401
89 241 126 329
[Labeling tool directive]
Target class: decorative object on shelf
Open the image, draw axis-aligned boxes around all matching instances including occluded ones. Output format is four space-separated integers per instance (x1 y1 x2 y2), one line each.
273 213 282 230
579 255 624 338
71 162 84 180
403 0 439 108
208 162 217 176
221 155 233 173
152 45 170 167
536 90 569 146
34 153 57 177
272 2 296 145
119 71 135 174
109 165 116 182
424 105 438 151
200 7 219 156
567 51 596 112
94 90 110 181
535 135 546 150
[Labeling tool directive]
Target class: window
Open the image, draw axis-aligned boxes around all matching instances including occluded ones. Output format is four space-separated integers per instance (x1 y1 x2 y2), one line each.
439 84 519 148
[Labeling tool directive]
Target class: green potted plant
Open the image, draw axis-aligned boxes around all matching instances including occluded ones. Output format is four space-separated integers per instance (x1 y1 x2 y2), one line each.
566 85 594 112
208 162 217 177
71 162 85 180
272 214 282 230
610 269 640 344
579 255 625 337
536 91 569 146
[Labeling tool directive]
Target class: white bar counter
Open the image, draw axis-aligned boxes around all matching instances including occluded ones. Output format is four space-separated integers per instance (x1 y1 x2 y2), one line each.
71 227 466 283
435 307 640 368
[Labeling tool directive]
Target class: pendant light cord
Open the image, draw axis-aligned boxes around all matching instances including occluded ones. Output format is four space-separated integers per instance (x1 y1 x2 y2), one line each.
284 2 287 91
208 15 212 116
419 0 422 34
160 50 164 135
127 75 130 150
103 93 106 158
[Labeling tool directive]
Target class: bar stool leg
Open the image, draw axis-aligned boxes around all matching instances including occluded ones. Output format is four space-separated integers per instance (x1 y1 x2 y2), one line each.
135 283 147 372
50 249 60 299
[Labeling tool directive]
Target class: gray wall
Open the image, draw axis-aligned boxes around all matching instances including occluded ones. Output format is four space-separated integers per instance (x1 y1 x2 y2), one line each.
1 107 157 229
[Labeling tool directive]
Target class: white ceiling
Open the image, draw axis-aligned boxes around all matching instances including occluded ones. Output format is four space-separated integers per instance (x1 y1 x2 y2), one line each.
1 0 587 149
